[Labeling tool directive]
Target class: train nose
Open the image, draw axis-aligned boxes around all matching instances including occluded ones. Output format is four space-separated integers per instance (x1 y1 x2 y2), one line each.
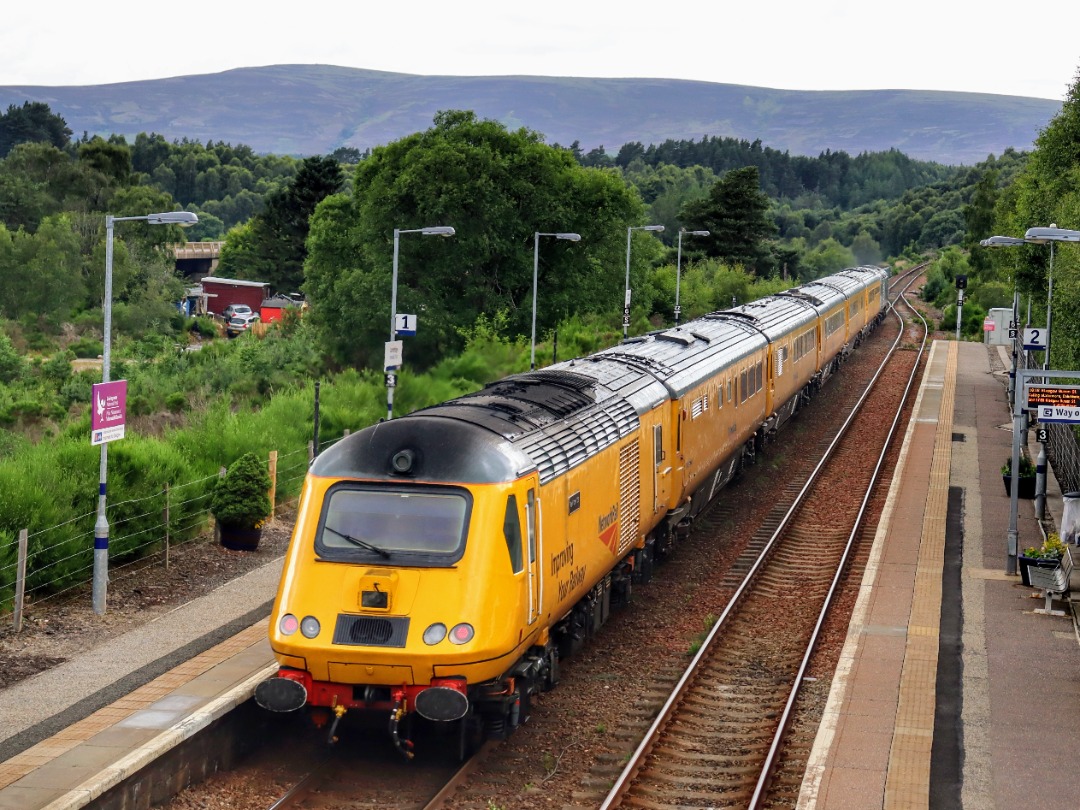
255 676 308 712
414 685 469 721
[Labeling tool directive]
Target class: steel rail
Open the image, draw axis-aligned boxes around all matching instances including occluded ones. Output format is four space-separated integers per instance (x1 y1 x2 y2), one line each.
747 269 929 808
599 267 928 810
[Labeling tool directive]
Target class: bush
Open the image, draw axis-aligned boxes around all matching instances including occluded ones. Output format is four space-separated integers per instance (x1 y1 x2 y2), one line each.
68 337 103 359
188 316 218 339
165 392 187 413
1002 454 1037 476
210 452 272 529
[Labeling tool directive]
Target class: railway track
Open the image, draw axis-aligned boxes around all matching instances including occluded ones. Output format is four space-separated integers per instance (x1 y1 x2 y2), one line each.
163 268 927 810
594 272 928 809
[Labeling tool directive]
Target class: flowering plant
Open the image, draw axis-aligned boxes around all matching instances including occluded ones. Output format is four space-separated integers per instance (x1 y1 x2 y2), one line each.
1023 533 1066 560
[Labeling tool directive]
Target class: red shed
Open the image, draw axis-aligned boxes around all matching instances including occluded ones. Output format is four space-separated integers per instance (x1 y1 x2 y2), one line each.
200 277 270 318
260 295 303 324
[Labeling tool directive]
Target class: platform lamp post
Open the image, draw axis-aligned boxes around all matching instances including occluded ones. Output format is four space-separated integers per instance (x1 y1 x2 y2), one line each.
624 225 665 339
94 210 198 615
531 231 581 370
982 234 1033 574
386 226 455 421
675 229 709 326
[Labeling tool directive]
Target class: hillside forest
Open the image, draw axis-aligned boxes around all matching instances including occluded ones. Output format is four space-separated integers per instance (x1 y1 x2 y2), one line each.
0 62 1078 608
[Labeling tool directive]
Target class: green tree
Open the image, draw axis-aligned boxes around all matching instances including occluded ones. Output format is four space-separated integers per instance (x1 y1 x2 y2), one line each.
0 330 23 383
78 137 133 187
0 102 71 158
850 230 882 266
679 166 776 275
801 238 856 278
305 110 644 368
219 155 343 292
0 215 84 321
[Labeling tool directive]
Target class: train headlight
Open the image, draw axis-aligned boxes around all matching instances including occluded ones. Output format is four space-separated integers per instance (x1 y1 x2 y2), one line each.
423 623 447 645
279 614 299 636
449 623 474 645
300 616 321 638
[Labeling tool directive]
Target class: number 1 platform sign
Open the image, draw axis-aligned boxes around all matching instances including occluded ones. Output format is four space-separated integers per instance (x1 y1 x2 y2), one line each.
91 380 127 445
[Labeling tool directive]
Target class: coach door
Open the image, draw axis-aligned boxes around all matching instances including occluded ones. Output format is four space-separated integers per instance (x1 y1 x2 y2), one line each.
525 487 541 625
653 423 671 514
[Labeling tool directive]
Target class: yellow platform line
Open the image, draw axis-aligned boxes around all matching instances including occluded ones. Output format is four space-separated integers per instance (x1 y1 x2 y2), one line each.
883 341 955 808
0 621 268 791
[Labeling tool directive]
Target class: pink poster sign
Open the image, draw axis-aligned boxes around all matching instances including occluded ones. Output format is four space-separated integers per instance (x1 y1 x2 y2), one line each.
91 380 127 446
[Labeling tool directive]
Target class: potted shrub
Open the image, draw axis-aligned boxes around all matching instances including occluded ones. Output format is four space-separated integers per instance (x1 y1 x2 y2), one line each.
1019 533 1066 586
1002 454 1037 499
210 452 272 551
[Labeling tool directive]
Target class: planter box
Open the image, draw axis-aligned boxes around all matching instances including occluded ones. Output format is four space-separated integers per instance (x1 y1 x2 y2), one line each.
219 525 262 552
1002 474 1036 499
1018 554 1060 587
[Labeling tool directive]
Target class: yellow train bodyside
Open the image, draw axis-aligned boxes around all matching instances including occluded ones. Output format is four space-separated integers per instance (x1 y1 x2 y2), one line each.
258 266 890 748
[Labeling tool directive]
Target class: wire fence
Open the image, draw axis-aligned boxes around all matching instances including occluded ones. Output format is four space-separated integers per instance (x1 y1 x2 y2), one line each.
3 431 353 627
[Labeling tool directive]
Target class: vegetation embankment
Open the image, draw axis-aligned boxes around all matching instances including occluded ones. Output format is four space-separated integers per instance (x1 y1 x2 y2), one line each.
4 59 1080 610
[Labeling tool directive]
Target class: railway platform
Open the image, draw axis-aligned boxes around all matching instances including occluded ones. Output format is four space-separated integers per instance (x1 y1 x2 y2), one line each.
799 339 1080 808
2 339 1080 809
0 566 280 809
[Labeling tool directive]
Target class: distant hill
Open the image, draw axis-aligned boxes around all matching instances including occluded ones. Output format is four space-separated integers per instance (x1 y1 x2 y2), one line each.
0 65 1062 166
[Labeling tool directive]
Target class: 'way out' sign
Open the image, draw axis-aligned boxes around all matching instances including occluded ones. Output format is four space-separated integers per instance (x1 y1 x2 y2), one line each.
1037 404 1080 424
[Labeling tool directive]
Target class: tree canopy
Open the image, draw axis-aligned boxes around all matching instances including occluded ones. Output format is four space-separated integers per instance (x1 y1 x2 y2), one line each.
217 155 344 292
305 110 647 368
988 68 1080 368
680 166 776 275
0 102 71 159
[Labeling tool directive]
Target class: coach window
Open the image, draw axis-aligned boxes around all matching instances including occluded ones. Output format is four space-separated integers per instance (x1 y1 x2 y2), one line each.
503 495 524 573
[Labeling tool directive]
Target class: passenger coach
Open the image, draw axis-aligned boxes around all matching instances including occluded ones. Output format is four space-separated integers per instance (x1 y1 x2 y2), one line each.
255 265 890 757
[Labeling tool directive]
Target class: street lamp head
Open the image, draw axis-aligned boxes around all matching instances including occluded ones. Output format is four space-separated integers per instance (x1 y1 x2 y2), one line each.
981 236 1028 247
684 229 710 237
643 224 665 232
1024 226 1080 244
145 211 198 227
421 226 455 237
555 232 581 241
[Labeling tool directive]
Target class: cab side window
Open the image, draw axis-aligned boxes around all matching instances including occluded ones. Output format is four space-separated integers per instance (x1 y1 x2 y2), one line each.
503 495 524 573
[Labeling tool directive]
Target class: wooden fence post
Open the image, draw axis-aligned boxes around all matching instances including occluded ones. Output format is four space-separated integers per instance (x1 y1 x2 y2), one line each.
269 450 279 518
13 529 28 633
214 465 226 543
163 483 170 570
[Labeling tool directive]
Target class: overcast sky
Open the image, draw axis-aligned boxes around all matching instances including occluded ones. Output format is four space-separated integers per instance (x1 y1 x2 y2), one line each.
4 1 1077 101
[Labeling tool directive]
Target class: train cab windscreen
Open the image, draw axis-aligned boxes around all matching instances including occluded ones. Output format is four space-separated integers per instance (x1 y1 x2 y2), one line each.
315 485 470 565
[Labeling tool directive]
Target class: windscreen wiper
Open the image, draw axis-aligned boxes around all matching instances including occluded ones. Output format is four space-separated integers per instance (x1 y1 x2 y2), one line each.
323 525 391 558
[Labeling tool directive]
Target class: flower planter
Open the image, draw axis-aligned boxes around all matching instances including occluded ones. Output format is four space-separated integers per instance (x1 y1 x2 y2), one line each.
219 524 262 552
1018 554 1060 587
1002 474 1036 499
